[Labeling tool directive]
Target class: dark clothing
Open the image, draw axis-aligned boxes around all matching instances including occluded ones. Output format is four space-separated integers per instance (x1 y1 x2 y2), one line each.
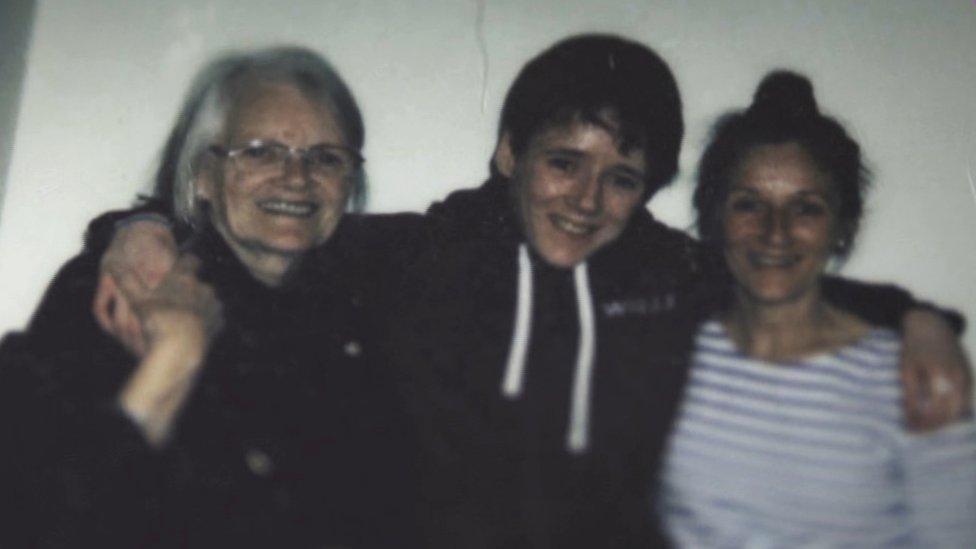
0 180 948 549
384 177 927 548
0 226 418 548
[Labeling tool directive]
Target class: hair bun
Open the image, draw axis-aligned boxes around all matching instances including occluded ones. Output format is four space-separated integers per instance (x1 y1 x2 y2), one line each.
748 70 819 120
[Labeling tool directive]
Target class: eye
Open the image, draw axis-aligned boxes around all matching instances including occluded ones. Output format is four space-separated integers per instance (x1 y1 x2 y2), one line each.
608 173 643 192
307 146 349 170
728 196 761 213
241 143 283 163
545 155 578 174
793 200 828 217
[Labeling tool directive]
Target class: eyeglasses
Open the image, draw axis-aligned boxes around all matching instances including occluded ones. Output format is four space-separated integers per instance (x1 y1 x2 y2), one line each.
209 140 364 180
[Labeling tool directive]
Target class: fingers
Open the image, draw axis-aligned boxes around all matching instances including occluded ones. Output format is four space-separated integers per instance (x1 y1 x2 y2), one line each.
901 361 924 430
903 359 967 432
114 291 147 357
133 251 223 345
942 367 970 420
101 219 178 289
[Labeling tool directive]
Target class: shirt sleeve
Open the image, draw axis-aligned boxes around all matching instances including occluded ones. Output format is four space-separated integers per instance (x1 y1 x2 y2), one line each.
821 276 966 334
82 197 175 256
898 415 976 547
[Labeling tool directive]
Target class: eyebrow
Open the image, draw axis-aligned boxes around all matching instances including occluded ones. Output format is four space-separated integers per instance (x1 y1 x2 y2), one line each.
543 147 585 158
543 147 647 179
728 187 830 199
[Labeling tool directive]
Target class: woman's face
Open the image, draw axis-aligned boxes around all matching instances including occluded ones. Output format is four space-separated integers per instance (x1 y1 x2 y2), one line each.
722 142 839 305
198 83 352 261
496 119 648 268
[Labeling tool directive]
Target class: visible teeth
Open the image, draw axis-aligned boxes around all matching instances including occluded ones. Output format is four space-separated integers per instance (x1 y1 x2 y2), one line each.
259 200 316 216
552 216 594 235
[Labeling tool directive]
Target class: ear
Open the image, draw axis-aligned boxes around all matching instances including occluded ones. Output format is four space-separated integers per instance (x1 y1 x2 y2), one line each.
195 168 215 202
493 131 517 179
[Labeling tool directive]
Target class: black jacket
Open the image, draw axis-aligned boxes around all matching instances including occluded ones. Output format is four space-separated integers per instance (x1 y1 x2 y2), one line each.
0 225 418 548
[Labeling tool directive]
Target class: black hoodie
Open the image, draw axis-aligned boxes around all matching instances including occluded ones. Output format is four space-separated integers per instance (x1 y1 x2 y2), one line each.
385 177 727 548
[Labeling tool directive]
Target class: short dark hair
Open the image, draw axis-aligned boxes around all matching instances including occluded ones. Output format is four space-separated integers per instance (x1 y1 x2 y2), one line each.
693 70 869 258
497 34 683 200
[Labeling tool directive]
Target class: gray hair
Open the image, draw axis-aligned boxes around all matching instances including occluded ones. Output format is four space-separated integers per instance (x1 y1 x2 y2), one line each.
153 46 366 227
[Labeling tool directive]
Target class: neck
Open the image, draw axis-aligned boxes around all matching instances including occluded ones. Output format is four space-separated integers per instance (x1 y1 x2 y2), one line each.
234 247 298 287
724 285 835 361
213 227 298 288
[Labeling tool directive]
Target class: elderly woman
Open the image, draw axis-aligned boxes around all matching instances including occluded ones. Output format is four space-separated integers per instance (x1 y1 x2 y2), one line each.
0 48 415 548
661 71 976 547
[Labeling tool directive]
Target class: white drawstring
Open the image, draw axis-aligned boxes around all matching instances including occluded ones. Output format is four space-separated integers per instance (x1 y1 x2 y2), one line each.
501 244 533 398
566 261 596 453
499 246 597 454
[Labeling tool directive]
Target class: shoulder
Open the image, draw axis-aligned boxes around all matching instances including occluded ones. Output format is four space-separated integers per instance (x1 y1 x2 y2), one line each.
24 251 101 338
339 212 427 246
1 250 132 393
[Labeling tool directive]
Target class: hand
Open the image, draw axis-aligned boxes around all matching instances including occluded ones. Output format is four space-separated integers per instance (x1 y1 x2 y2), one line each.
132 254 223 349
901 309 973 431
118 254 223 446
92 219 178 356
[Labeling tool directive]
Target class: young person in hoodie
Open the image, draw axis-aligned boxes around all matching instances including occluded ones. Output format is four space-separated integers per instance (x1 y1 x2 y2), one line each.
83 35 968 547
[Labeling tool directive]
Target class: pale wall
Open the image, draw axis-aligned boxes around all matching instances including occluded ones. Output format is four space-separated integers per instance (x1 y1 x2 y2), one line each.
0 0 37 217
1 1 975 371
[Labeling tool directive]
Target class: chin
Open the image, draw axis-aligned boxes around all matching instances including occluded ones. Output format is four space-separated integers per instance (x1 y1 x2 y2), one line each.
536 245 586 268
255 233 321 255
742 284 812 306
532 232 601 268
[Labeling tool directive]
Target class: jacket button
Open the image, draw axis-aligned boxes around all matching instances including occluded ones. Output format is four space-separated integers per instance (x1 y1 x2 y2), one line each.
343 340 362 357
245 448 274 477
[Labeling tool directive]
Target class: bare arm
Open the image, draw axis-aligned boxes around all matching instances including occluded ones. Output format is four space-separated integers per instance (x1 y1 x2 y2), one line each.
115 255 222 446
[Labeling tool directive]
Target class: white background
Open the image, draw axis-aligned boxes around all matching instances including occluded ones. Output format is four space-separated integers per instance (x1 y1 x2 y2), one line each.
1 1 974 374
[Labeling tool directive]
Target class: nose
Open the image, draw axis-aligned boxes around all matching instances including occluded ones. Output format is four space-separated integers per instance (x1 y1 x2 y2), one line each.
279 151 313 190
761 208 791 246
573 170 603 215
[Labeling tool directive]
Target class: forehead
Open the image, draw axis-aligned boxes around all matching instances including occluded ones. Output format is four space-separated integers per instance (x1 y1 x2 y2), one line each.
732 142 831 196
526 119 646 166
223 82 345 145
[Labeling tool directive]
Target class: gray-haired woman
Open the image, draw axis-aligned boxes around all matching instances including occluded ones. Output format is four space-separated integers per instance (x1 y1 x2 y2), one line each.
0 47 416 548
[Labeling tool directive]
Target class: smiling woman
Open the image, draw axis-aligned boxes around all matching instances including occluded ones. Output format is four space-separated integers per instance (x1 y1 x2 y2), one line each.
199 82 355 285
722 142 838 306
0 47 415 548
662 71 976 547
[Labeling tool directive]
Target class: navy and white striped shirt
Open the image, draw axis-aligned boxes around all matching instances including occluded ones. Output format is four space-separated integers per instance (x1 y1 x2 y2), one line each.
661 321 976 548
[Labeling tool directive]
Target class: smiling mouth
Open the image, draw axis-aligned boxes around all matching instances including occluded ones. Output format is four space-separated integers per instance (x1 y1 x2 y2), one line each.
748 252 800 269
257 199 320 218
550 214 598 237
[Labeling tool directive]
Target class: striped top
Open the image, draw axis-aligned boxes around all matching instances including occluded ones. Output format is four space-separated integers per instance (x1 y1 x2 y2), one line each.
661 320 976 548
